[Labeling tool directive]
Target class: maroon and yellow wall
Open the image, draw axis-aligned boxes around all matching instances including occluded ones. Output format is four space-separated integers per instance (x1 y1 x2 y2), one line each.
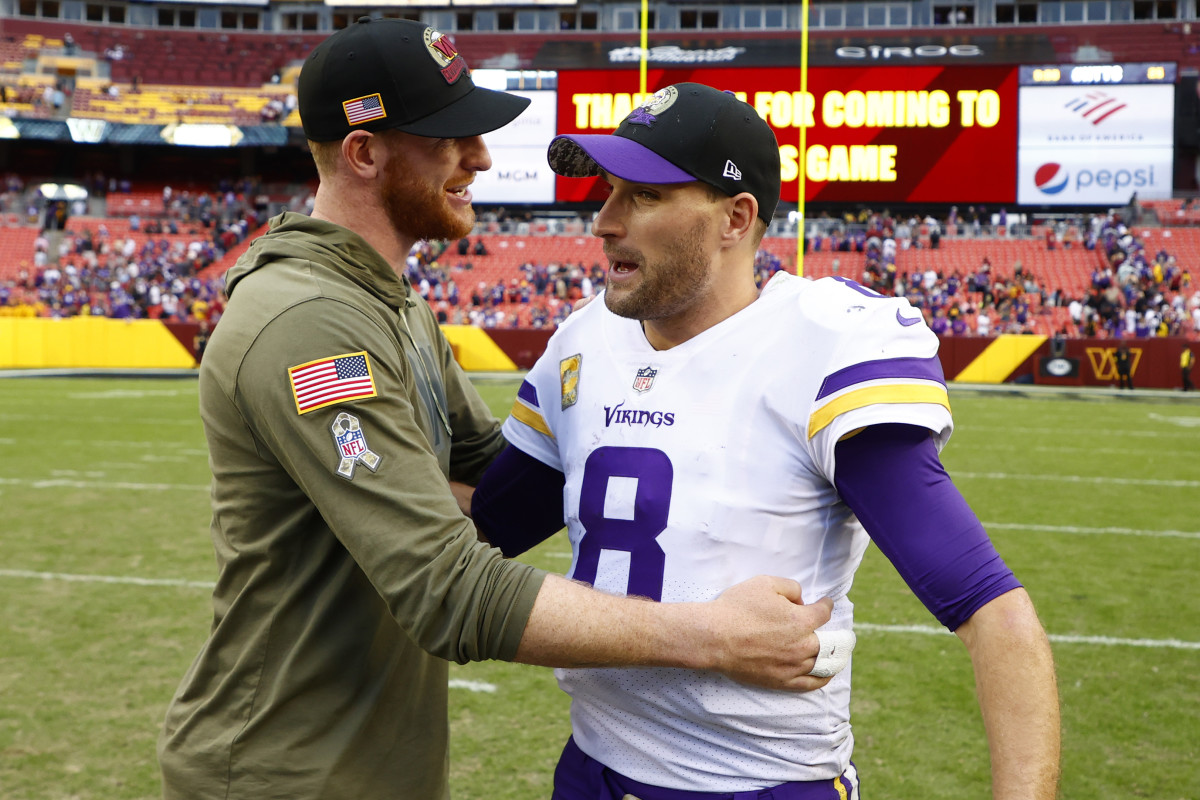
0 318 1193 390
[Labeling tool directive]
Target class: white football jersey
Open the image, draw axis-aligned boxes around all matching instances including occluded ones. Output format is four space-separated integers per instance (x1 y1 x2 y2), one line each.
502 271 953 791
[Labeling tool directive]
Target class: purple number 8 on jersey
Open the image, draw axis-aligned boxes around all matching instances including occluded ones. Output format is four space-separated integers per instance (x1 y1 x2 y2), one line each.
574 446 673 602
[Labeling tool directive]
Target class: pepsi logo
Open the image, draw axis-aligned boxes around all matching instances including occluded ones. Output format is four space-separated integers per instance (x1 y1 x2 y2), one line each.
1034 163 1069 195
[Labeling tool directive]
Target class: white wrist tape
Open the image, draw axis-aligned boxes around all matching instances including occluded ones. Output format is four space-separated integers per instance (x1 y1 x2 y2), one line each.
809 629 856 678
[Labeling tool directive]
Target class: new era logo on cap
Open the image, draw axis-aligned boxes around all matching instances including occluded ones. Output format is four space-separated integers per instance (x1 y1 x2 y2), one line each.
343 93 387 126
722 160 742 180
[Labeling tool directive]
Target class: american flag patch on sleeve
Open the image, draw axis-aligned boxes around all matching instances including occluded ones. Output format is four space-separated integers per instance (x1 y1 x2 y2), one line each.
343 93 387 126
289 351 378 414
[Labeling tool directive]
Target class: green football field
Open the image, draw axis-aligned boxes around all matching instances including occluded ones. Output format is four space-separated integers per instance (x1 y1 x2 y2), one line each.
1 376 1197 799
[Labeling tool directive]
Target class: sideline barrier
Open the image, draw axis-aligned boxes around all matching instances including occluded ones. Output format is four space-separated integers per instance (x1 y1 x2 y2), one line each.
0 317 195 369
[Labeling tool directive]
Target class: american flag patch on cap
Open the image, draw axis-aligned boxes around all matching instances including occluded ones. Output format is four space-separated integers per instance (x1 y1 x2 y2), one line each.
289 351 378 414
343 93 387 126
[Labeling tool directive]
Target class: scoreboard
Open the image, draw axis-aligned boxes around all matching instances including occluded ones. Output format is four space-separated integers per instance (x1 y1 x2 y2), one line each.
474 61 1177 207
1016 63 1175 205
1021 63 1177 86
555 65 1019 205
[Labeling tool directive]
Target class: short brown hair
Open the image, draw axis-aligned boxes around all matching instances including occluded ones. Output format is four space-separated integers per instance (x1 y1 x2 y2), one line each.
699 182 768 247
308 139 340 179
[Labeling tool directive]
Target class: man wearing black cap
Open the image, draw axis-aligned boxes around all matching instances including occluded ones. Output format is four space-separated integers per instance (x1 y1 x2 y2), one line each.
157 26 836 800
472 84 1060 800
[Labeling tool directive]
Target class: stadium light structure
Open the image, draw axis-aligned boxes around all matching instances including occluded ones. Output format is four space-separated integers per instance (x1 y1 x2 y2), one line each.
38 183 88 202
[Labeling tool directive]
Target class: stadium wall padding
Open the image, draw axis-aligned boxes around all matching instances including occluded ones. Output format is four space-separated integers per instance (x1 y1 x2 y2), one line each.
1 319 1194 390
0 318 195 368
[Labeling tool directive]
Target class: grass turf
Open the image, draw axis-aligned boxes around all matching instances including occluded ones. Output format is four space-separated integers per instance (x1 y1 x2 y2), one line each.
1 376 1197 798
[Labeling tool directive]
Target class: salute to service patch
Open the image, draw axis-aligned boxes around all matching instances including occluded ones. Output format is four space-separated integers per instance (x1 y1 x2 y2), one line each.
288 351 378 414
330 412 381 479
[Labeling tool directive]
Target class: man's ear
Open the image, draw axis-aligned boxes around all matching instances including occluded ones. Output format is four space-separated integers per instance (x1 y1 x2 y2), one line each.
341 131 381 180
720 192 758 248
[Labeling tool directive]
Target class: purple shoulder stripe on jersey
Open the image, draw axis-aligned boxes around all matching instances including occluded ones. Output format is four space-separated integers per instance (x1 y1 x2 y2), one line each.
834 423 1020 631
816 355 945 400
517 379 540 408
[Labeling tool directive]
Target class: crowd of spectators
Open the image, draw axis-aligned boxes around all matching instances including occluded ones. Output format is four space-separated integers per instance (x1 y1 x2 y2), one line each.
3 198 1197 338
0 220 238 321
1078 213 1197 337
825 208 1198 339
404 237 607 328
0 189 263 321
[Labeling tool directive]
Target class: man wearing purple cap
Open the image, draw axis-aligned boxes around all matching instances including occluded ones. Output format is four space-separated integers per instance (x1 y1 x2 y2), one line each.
158 30 835 800
471 83 1060 800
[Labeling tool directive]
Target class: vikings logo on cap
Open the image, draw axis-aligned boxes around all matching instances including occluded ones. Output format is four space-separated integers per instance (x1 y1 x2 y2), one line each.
424 27 469 84
626 85 679 127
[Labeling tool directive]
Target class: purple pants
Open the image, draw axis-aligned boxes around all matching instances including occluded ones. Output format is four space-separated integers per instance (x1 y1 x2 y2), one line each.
552 737 860 800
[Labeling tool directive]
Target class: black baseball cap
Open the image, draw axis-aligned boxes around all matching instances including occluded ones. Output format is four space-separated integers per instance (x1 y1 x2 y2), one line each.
548 83 781 222
298 17 530 142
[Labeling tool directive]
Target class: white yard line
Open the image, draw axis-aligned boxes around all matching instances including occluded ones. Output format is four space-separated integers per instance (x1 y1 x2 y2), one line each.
66 389 189 399
447 679 499 693
0 477 207 491
956 472 1200 488
983 521 1200 540
2 568 1196 651
0 413 197 426
855 622 1200 650
966 425 1200 439
0 568 215 589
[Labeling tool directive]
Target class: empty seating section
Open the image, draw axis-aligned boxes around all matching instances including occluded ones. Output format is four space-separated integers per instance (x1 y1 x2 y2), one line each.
0 19 319 88
1140 198 1200 227
104 187 166 217
1 18 1197 93
1052 22 1200 69
0 226 41 280
71 84 294 126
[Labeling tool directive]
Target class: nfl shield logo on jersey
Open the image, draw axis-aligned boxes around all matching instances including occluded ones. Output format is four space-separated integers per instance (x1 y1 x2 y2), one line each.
632 366 657 393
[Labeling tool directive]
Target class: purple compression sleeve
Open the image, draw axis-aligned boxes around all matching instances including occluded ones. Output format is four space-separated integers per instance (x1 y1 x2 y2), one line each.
834 423 1021 631
471 444 566 557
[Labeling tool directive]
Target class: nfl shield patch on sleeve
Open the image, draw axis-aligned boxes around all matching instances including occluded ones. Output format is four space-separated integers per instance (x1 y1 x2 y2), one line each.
288 351 378 414
330 412 381 479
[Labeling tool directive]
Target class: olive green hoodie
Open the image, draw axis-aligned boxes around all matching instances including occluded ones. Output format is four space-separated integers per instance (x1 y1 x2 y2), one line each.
158 212 545 799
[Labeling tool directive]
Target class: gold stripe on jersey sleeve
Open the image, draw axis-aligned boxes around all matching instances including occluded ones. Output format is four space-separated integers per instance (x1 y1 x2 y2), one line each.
808 384 950 440
509 400 555 438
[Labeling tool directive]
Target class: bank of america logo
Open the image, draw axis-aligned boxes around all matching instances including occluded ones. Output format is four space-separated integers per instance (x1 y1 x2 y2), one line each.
344 93 387 126
1064 90 1126 125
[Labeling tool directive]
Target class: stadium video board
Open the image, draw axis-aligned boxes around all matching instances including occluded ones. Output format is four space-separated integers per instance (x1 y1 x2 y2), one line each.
554 65 1019 205
474 89 559 204
1017 82 1175 206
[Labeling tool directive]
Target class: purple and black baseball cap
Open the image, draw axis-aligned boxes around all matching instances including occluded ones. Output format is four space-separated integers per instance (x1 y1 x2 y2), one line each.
299 17 530 142
548 83 781 223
